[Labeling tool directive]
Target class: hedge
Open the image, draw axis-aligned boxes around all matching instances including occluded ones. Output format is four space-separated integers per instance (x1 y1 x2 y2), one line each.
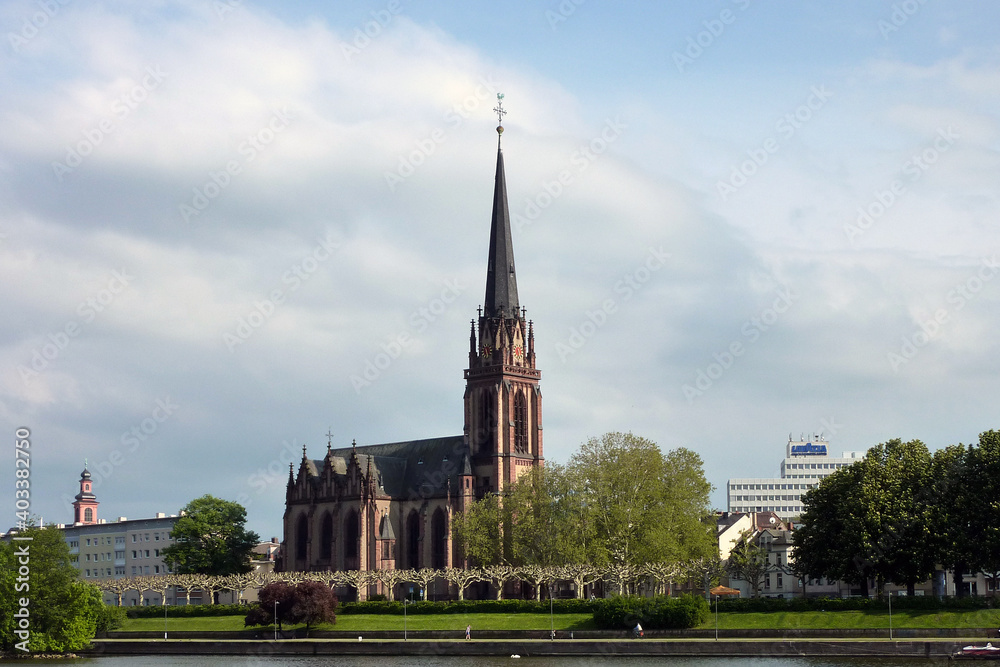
592 595 709 630
338 599 597 615
125 603 247 618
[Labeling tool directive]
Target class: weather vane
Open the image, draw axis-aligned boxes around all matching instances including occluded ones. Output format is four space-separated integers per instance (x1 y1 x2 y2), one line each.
494 93 506 138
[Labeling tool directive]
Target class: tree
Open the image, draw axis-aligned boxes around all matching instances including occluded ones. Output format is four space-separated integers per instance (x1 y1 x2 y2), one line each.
727 530 769 597
162 495 260 579
288 580 337 636
246 580 336 637
965 430 1000 587
505 464 593 568
246 581 297 632
569 433 713 569
451 493 506 566
793 439 935 597
0 526 104 652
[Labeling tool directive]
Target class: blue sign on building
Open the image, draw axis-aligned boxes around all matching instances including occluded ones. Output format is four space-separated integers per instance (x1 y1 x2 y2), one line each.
790 442 827 456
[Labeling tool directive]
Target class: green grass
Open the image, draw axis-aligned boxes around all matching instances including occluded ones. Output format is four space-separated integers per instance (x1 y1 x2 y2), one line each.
122 608 999 633
696 609 1000 630
125 612 597 633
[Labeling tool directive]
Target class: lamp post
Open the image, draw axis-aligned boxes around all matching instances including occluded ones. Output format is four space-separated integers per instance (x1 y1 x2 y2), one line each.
164 594 168 641
274 600 279 641
404 599 408 641
713 594 718 641
888 591 893 640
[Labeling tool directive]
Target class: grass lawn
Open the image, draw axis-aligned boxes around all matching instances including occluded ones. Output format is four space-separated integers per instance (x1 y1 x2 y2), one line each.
697 609 1000 630
126 613 597 633
122 608 1000 633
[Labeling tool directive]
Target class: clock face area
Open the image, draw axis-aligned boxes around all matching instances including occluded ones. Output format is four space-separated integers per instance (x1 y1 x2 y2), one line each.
481 344 491 358
513 344 523 361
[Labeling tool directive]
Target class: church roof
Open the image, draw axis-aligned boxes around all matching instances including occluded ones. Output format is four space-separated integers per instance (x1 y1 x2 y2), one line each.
483 145 519 319
310 435 467 499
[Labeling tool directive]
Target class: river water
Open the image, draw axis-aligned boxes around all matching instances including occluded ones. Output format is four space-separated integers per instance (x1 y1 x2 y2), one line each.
12 658 949 666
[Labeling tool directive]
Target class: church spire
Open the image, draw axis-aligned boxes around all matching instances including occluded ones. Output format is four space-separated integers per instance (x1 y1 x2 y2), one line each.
484 93 519 320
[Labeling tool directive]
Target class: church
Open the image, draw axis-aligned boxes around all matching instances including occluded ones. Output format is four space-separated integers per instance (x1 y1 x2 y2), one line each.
278 106 544 587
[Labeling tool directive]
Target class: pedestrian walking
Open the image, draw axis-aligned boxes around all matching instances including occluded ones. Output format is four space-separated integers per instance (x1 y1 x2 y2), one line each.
466 624 471 641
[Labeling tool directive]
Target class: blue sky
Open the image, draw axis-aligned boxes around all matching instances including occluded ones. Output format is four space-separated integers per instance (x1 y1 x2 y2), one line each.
1 0 999 540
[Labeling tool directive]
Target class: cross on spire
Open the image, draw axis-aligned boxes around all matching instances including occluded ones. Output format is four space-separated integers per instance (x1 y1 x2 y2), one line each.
493 93 506 126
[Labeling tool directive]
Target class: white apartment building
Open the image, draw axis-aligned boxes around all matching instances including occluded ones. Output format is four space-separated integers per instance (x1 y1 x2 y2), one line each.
727 434 865 519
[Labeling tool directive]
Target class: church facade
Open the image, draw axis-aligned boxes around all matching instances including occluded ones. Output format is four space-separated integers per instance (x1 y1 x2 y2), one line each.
278 122 543 591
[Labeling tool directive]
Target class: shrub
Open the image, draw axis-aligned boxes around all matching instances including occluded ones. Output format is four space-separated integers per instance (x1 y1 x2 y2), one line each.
126 603 246 618
96 604 128 632
592 595 709 630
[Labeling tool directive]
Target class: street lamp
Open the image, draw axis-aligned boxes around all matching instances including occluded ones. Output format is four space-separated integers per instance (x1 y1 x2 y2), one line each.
403 598 408 641
274 600 279 641
713 593 718 641
888 591 893 640
164 595 168 641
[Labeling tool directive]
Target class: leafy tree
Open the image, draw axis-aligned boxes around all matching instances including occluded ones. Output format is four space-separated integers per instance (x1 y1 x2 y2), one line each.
726 530 769 598
506 463 593 568
569 433 714 570
246 580 336 637
0 526 104 652
289 580 337 636
794 439 934 597
162 495 260 579
966 430 1000 586
451 493 506 566
928 443 973 596
245 581 297 632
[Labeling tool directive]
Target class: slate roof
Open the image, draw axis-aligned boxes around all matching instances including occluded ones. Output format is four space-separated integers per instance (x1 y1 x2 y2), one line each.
483 146 519 319
310 435 468 500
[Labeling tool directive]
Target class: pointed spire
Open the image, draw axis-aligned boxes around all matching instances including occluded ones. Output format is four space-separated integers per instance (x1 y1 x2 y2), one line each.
484 94 519 320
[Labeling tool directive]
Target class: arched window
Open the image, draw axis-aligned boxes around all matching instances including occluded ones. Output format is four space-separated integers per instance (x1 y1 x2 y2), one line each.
84 507 94 523
406 510 421 569
514 391 528 454
479 390 494 452
295 514 308 560
344 510 359 569
319 513 333 562
431 508 448 569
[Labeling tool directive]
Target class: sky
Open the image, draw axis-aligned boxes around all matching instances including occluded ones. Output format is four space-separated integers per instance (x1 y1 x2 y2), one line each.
2 0 999 540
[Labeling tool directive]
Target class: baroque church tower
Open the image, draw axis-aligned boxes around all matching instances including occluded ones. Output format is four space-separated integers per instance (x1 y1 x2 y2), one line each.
464 98 543 497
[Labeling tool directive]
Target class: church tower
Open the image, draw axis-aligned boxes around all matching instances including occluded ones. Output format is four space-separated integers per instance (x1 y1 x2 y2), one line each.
72 465 99 525
464 95 543 498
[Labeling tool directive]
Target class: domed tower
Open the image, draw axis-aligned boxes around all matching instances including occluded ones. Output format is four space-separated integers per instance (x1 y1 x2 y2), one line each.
73 465 99 525
463 95 543 498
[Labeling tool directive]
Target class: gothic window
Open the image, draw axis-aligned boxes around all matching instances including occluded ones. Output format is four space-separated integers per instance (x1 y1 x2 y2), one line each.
479 390 494 452
344 510 359 568
431 508 447 569
319 513 333 561
406 510 421 569
295 514 308 560
514 392 527 454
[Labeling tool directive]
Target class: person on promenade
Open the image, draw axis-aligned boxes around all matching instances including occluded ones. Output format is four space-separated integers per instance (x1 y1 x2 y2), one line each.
466 624 471 641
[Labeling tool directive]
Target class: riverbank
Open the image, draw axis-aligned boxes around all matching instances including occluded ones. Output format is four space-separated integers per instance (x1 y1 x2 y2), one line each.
84 637 980 659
